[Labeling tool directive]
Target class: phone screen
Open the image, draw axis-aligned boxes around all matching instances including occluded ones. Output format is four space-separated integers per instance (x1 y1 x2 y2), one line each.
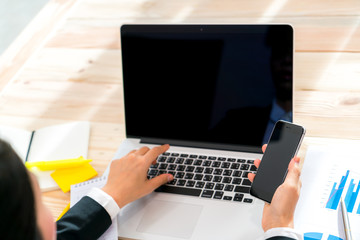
250 121 305 203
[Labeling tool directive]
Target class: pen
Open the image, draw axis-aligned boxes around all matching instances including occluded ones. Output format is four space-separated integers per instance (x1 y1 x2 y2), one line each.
340 197 352 240
25 156 92 171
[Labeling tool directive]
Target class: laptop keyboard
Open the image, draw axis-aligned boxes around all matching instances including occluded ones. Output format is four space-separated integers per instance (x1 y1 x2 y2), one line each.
148 152 257 203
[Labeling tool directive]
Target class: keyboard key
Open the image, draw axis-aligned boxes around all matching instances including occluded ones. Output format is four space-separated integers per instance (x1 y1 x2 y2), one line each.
186 180 196 187
148 169 158 176
234 186 251 193
171 153 180 157
240 164 250 170
247 160 254 164
208 156 217 160
177 179 186 186
158 156 167 162
205 182 215 189
195 181 205 188
202 160 212 167
162 152 170 156
214 169 223 175
185 159 194 165
214 183 224 190
194 174 204 180
243 198 253 203
166 157 176 163
175 172 185 179
222 177 232 184
242 179 252 186
237 159 246 163
155 185 201 197
195 167 204 173
231 163 240 170
180 154 189 157
232 178 242 185
213 176 222 182
168 164 177 170
204 168 213 174
221 162 230 168
185 173 194 179
175 158 185 164
227 158 236 162
194 160 203 166
234 193 244 202
213 191 224 199
224 184 234 192
177 165 186 171
203 175 213 181
201 190 214 198
232 170 242 177
223 170 232 176
199 155 207 159
190 154 198 158
217 157 226 161
223 196 232 201
186 166 195 172
212 161 221 168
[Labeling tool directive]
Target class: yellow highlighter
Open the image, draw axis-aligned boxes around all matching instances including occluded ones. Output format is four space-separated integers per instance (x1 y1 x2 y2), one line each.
25 156 92 171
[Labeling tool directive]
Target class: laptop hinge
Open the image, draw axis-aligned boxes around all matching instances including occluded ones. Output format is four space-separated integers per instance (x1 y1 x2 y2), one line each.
140 137 261 153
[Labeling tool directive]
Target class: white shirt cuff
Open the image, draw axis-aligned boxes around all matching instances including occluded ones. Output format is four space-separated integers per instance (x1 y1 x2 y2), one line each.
262 227 303 240
86 187 120 220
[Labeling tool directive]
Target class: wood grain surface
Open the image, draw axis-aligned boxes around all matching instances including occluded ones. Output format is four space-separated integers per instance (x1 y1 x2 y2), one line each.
0 0 359 238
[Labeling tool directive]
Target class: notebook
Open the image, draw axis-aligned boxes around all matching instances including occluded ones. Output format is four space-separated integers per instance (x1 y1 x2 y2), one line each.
0 121 90 191
112 24 294 240
70 176 118 240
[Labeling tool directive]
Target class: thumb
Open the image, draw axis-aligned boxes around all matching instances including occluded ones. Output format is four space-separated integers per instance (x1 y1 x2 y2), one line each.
147 174 174 190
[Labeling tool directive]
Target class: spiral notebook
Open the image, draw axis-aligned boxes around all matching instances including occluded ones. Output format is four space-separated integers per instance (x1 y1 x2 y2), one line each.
70 175 118 240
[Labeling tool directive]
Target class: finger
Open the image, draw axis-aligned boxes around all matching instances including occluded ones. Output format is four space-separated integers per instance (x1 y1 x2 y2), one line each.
144 144 170 166
135 146 150 155
262 144 267 153
254 159 261 168
147 173 174 191
248 172 255 182
284 157 301 186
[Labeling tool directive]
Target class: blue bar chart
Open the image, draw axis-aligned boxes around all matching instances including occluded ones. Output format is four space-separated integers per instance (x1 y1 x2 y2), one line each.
325 169 360 214
326 170 349 210
304 232 343 240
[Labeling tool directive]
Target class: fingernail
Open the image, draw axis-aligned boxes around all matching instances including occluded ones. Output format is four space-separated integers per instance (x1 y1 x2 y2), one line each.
167 174 174 182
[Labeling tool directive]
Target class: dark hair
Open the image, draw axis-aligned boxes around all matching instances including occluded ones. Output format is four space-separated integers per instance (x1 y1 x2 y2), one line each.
0 139 39 239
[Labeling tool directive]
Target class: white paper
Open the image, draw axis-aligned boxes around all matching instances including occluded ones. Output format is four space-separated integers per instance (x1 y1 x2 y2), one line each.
70 176 118 240
0 125 32 161
295 143 360 239
0 122 90 191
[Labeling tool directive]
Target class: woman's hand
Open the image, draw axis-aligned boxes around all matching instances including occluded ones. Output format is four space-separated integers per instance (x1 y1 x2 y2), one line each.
102 144 174 208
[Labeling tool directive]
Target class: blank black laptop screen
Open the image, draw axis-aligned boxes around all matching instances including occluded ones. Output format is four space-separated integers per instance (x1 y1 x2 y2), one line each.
121 24 293 153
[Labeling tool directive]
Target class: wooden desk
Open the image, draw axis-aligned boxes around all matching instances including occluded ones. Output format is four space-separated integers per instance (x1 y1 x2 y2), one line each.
0 0 359 237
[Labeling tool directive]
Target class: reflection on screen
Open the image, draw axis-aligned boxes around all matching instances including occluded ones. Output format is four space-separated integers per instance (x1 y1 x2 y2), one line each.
121 25 293 152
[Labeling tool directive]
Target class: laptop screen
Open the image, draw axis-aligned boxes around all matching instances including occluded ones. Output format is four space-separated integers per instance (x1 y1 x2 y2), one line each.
121 24 293 153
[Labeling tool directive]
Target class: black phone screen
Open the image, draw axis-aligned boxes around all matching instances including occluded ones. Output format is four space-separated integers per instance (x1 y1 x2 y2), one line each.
250 121 305 203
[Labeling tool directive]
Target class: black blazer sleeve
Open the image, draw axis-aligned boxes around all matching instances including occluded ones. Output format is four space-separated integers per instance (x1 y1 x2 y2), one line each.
56 196 112 240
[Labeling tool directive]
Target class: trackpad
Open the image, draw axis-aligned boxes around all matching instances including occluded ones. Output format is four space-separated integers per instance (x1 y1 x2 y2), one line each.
136 200 203 239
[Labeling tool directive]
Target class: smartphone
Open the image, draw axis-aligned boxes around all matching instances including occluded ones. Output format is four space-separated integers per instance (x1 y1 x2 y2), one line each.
250 120 305 203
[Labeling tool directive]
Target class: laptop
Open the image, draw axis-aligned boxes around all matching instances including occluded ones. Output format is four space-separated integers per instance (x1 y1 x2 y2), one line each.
113 24 294 240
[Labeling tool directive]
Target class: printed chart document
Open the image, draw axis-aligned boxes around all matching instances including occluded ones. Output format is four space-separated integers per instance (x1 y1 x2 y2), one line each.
0 121 90 191
295 141 360 240
71 176 118 240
